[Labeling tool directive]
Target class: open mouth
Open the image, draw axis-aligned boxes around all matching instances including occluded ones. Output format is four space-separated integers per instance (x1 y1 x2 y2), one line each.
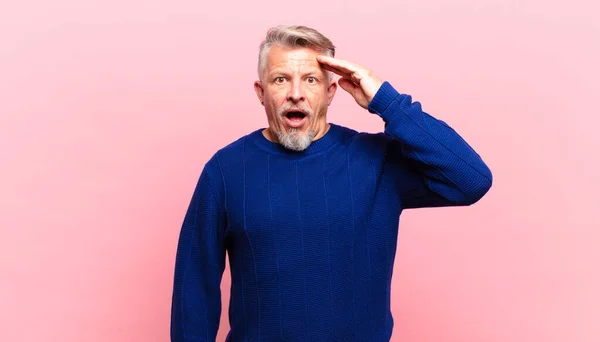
284 111 308 127
285 111 306 119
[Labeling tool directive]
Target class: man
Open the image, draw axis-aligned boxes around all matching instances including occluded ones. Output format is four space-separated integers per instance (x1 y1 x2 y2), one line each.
170 25 492 342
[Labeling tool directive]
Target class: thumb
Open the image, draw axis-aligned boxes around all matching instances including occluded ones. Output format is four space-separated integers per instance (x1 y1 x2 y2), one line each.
338 78 357 95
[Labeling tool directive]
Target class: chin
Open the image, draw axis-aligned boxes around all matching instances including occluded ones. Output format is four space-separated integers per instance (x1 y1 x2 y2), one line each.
276 127 316 152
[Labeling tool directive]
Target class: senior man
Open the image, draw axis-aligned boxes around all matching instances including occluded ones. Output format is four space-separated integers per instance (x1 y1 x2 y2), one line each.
170 25 492 342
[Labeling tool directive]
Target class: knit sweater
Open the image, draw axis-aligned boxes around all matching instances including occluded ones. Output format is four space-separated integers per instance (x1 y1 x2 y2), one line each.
170 81 493 342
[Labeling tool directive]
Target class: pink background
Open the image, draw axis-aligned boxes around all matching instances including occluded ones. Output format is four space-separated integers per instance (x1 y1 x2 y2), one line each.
1 0 599 341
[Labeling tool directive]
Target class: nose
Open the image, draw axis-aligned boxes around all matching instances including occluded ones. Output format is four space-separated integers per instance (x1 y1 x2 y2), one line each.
287 79 305 103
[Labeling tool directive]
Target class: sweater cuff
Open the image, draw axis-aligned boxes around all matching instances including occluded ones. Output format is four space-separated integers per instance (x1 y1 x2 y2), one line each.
367 81 400 114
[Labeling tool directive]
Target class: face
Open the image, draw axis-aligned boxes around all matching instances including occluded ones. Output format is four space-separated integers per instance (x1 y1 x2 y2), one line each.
254 45 337 151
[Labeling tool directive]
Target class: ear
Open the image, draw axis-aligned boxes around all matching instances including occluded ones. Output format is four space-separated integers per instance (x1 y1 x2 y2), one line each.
254 80 265 105
326 78 338 106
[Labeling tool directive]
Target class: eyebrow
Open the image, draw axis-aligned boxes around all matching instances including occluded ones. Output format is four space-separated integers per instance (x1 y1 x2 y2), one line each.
269 69 323 78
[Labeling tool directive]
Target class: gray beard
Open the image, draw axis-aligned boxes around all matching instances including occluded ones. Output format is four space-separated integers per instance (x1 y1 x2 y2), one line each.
276 128 316 152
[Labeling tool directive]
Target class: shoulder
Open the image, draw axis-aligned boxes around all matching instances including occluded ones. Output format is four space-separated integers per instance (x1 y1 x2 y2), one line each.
213 132 250 162
334 123 394 152
200 129 259 187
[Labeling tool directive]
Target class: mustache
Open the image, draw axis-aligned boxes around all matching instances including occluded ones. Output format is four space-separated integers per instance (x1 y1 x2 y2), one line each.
278 102 313 118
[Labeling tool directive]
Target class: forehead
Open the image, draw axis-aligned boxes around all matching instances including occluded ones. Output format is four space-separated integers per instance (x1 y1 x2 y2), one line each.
266 45 322 71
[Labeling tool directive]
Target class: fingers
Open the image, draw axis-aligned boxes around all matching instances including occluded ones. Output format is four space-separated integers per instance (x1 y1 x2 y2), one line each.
317 55 359 75
321 63 364 87
318 56 370 87
320 63 350 78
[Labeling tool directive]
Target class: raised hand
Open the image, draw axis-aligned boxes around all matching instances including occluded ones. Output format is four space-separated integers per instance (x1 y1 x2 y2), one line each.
317 55 384 109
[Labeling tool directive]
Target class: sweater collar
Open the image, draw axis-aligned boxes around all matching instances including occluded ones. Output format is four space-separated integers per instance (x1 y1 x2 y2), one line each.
251 123 344 156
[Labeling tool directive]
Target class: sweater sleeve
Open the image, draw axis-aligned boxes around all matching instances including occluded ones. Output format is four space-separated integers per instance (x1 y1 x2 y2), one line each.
170 163 227 342
368 81 493 209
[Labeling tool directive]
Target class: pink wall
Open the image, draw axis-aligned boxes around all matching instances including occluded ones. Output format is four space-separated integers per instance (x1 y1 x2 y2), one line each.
2 0 599 341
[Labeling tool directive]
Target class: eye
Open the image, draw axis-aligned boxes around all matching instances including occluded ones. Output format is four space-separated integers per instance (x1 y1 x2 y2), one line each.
274 77 286 84
307 77 317 84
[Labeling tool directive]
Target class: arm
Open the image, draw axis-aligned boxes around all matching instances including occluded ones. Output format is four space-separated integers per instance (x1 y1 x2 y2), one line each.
170 165 227 342
369 81 493 208
316 55 492 208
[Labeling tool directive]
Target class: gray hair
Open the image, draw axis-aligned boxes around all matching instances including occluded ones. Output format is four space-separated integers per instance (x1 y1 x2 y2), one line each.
257 25 336 81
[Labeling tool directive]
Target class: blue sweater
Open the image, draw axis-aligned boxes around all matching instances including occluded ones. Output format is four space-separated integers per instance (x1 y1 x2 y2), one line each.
170 82 492 342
